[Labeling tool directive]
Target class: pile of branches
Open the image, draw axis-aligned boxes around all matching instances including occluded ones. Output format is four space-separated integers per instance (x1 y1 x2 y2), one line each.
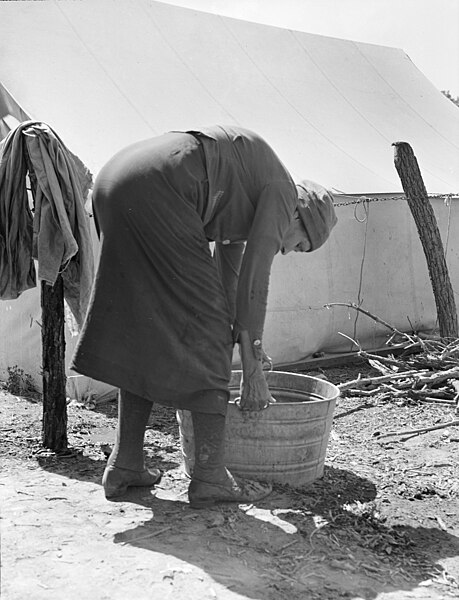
340 342 459 411
328 303 459 419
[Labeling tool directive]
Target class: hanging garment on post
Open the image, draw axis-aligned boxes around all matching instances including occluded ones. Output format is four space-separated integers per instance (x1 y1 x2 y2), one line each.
0 123 36 298
0 121 94 329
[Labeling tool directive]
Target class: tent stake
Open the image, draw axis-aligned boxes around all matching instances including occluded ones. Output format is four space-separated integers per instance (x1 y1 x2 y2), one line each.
41 275 68 451
393 141 458 339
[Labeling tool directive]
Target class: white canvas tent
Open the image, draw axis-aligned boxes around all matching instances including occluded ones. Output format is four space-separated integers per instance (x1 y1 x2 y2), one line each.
1 0 459 396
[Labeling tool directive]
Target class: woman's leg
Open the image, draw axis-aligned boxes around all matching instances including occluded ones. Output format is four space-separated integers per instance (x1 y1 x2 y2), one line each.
190 411 229 484
102 389 162 499
188 406 272 509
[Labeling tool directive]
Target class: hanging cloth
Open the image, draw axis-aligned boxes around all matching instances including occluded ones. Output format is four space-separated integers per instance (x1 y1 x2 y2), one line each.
0 121 94 330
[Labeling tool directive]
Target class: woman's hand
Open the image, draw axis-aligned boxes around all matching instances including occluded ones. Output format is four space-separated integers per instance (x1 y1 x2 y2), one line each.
254 345 273 371
237 366 276 410
236 330 276 411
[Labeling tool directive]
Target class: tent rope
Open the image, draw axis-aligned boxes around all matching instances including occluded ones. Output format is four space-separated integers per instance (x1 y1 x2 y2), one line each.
443 195 453 258
351 201 370 349
353 199 369 223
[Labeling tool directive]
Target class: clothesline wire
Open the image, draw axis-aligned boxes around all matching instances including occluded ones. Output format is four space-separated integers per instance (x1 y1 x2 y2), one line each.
332 192 459 207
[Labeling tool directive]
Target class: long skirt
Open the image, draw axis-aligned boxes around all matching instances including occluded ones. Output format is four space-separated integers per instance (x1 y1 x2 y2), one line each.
71 133 233 415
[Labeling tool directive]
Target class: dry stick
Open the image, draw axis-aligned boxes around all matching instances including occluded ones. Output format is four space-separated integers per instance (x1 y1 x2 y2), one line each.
361 351 410 368
325 302 417 344
367 358 394 375
376 419 459 439
441 342 459 361
121 526 173 546
344 388 378 397
451 380 459 398
279 539 300 552
416 398 456 406
416 368 459 386
381 384 406 397
393 142 458 338
409 387 455 400
338 370 427 391
451 381 459 414
410 393 455 403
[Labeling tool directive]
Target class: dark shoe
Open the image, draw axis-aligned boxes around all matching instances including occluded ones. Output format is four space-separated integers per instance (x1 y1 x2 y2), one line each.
102 465 162 499
188 475 272 509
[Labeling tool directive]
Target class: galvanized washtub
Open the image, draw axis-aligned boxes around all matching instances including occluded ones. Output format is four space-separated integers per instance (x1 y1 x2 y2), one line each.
177 370 340 487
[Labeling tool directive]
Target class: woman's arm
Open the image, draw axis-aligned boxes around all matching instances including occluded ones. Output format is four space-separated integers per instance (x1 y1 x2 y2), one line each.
213 241 245 322
235 239 278 410
214 241 275 410
233 182 296 342
234 181 297 410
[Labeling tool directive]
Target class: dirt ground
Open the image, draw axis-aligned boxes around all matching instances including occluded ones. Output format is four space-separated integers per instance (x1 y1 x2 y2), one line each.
1 361 459 600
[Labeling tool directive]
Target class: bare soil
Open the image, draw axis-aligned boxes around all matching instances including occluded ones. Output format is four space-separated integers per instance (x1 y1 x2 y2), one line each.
1 361 459 600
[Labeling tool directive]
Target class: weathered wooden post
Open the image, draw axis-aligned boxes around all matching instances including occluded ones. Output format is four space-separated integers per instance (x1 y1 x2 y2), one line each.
41 275 68 451
393 141 458 338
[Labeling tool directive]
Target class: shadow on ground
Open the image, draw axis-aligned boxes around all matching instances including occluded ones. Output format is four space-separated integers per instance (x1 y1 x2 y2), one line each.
36 454 459 599
37 446 180 483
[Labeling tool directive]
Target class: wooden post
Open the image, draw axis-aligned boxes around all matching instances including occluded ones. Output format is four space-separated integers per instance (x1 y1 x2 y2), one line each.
41 274 68 451
393 141 458 338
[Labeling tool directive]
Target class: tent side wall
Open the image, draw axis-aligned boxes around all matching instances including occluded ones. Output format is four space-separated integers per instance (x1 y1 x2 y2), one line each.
265 195 458 364
1 195 456 387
